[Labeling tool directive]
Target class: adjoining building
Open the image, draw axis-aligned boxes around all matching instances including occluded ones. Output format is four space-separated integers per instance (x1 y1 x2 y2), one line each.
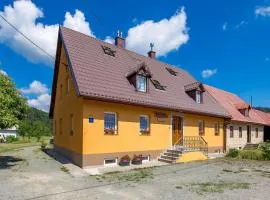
0 126 17 140
253 109 270 142
205 85 267 151
49 27 231 167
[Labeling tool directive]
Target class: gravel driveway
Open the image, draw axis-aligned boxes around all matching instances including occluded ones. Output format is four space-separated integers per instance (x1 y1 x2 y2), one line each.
1 146 270 200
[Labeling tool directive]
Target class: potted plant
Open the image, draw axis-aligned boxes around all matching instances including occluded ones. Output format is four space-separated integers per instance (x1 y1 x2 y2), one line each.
131 154 143 165
119 155 130 166
104 128 115 135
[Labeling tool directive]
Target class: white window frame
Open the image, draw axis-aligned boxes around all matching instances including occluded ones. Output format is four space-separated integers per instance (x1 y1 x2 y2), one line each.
136 75 147 92
196 91 201 104
139 115 150 133
104 112 118 134
104 157 118 166
142 155 150 163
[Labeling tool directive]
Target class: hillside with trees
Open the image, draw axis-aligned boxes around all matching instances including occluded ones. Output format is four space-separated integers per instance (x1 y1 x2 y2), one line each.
254 107 270 113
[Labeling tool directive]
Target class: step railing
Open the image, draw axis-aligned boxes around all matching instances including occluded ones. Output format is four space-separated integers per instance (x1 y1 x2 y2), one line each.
172 136 183 151
183 136 208 155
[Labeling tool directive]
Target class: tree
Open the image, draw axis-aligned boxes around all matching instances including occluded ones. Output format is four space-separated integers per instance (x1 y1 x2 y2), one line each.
0 73 28 129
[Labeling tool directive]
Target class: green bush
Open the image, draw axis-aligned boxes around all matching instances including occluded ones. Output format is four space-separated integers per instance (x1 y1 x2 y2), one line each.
41 140 48 150
226 149 239 158
259 142 270 160
5 135 19 143
238 150 265 160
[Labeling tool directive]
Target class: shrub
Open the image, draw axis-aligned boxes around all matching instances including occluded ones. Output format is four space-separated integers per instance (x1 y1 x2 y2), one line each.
259 142 270 160
41 140 48 150
238 150 264 160
5 135 19 143
226 149 239 158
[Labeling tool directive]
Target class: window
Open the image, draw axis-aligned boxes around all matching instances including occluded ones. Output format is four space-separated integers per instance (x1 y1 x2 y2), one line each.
104 112 117 134
255 128 259 138
136 75 146 92
230 126 234 138
60 118 63 135
70 114 74 136
104 158 118 166
239 127 242 138
214 123 220 136
151 79 166 91
66 77 70 95
166 67 178 76
198 121 205 136
196 91 202 104
142 155 150 162
102 45 116 57
140 115 149 134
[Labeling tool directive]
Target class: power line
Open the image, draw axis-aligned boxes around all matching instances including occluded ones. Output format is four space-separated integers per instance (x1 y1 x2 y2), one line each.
0 14 55 61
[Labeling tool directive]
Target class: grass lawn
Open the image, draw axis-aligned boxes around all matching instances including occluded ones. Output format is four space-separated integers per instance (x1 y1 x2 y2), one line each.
0 136 50 154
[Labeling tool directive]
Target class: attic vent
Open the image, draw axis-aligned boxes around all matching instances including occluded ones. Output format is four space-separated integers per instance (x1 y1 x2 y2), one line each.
102 45 116 57
166 67 178 76
151 79 166 91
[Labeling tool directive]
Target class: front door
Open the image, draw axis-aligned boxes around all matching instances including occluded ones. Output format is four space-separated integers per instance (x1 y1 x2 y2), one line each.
172 116 183 145
247 125 251 143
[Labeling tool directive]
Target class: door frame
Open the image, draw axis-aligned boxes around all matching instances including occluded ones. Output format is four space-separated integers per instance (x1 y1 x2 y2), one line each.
170 113 184 147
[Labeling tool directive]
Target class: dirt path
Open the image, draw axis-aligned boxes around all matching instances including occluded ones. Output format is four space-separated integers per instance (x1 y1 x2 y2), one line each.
1 146 270 200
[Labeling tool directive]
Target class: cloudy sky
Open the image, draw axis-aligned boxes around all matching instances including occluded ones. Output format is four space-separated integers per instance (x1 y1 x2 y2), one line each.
0 0 270 111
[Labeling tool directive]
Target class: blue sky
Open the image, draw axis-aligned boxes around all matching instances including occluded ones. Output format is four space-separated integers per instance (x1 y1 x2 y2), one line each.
0 0 270 111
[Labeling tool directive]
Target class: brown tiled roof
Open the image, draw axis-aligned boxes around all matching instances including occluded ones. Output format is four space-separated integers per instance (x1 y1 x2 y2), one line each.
253 109 270 125
49 27 231 118
205 85 267 125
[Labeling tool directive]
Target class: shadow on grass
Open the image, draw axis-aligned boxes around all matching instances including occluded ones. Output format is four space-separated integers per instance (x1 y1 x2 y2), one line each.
0 156 24 169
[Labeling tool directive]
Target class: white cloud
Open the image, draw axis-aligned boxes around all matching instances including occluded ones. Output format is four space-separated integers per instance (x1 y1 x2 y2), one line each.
235 21 248 29
20 80 49 95
63 9 94 36
201 69 217 79
104 36 114 44
0 69 7 76
255 6 270 16
0 0 93 66
27 93 51 112
125 7 189 57
222 22 227 31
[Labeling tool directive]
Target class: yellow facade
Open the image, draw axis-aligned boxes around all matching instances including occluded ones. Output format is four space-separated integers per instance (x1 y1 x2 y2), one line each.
176 152 207 163
53 46 83 154
53 46 226 166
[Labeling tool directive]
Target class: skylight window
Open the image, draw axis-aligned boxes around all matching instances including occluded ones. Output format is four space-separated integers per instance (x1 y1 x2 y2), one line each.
151 79 166 91
101 45 116 57
166 67 178 76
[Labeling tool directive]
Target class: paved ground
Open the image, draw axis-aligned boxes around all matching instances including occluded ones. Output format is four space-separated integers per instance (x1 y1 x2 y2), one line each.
1 146 270 200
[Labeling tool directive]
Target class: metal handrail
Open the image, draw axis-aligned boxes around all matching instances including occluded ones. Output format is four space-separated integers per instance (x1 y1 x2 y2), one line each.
182 136 208 155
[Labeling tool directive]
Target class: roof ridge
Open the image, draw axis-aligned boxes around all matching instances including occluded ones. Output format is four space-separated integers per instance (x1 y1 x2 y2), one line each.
60 26 184 72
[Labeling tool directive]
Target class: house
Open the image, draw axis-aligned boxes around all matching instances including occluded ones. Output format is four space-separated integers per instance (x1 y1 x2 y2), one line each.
205 85 267 151
253 109 270 141
0 126 17 139
49 27 231 167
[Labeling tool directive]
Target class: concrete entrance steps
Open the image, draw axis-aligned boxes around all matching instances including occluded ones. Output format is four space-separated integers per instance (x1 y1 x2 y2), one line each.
244 143 259 150
158 149 182 164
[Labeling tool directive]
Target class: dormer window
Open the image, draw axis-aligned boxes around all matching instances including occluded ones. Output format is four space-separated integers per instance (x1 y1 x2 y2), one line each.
196 91 202 104
151 79 166 91
184 82 205 104
239 109 249 117
101 45 116 57
136 75 147 92
235 103 251 117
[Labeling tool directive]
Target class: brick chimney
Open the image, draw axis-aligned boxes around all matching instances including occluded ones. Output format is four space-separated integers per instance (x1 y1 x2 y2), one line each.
115 30 125 48
147 43 156 59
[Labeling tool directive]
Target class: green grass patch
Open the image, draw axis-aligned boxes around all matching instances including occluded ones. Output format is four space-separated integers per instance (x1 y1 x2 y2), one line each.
0 136 50 154
60 166 70 174
97 168 154 183
187 181 250 194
